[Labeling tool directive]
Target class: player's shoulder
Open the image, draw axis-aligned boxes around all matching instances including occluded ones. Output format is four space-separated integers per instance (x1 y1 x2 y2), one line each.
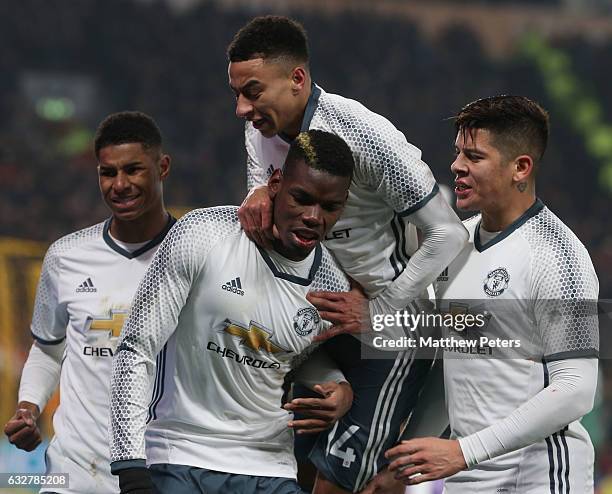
46 221 106 261
519 203 597 291
316 88 399 135
519 203 591 262
311 245 351 293
171 206 241 239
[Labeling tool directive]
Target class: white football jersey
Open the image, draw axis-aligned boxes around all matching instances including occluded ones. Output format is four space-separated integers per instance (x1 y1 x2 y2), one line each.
437 200 599 493
109 206 350 479
31 217 175 494
245 84 438 298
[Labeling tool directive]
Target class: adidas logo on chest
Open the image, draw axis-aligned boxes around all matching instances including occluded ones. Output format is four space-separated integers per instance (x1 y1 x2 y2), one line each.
221 277 244 296
76 277 97 293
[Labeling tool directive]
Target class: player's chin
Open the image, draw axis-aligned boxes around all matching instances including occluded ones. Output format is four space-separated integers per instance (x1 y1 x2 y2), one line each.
455 196 479 212
110 206 144 221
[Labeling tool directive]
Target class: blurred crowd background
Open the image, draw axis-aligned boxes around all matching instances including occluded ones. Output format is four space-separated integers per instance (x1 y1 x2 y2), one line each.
0 0 611 492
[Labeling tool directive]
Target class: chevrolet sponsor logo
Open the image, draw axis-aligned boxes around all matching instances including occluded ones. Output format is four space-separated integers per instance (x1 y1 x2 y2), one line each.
88 309 129 339
222 319 287 354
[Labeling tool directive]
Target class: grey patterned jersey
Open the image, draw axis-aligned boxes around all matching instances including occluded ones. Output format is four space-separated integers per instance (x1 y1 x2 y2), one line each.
245 84 438 297
109 206 349 479
437 200 598 476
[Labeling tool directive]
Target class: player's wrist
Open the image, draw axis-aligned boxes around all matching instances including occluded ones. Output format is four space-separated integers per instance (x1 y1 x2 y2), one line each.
16 401 40 420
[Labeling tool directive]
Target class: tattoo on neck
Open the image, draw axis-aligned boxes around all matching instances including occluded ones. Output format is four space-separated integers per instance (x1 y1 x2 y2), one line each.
517 182 527 192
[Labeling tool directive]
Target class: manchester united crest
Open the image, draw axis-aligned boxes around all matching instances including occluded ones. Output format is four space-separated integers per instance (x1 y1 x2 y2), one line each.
483 267 510 297
293 308 320 336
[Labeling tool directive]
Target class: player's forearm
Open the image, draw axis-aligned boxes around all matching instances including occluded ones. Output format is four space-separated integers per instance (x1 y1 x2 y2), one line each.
109 348 154 467
18 341 64 411
459 358 598 468
246 150 267 190
371 192 467 313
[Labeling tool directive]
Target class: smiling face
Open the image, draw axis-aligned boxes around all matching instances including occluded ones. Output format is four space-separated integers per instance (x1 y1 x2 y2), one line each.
98 142 169 223
269 160 350 261
228 57 309 139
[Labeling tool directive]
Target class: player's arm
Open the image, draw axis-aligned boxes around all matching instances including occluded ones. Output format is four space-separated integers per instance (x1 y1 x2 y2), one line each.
284 347 353 434
386 358 598 484
4 243 67 452
109 212 210 493
370 192 467 320
4 341 65 451
238 124 274 247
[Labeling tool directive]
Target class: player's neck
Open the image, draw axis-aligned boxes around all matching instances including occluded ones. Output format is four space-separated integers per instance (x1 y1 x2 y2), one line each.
481 192 537 232
110 206 169 243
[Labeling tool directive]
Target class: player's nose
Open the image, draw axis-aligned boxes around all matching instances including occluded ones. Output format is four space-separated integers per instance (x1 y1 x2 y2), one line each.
112 171 131 192
235 95 253 119
451 156 467 175
302 205 323 227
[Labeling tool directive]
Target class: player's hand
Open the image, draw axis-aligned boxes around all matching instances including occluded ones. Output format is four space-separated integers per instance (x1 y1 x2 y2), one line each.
4 402 42 452
359 467 405 494
308 281 370 342
284 381 353 434
238 185 275 249
386 437 467 485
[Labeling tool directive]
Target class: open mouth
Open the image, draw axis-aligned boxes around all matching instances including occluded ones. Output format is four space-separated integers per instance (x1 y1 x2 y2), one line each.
454 182 472 197
252 118 266 130
292 230 319 249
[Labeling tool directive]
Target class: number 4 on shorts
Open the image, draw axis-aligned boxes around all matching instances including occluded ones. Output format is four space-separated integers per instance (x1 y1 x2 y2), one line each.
326 424 360 468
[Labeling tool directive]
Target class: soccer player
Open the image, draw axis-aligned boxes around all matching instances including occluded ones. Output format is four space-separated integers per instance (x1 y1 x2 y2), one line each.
109 130 358 494
3 111 175 493
227 15 468 494
383 96 599 493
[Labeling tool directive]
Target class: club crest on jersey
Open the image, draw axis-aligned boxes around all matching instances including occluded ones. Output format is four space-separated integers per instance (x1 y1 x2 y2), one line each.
293 308 320 336
483 268 510 297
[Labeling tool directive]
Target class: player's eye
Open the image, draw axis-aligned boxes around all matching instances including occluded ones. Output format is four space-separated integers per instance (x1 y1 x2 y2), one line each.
291 191 314 205
323 202 343 212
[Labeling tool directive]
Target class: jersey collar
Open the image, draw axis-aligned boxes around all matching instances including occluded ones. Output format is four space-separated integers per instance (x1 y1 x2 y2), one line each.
278 83 322 144
474 198 545 252
103 213 176 259
256 243 323 286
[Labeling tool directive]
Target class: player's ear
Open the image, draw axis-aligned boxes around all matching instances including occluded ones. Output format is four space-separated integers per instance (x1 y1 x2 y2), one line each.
159 154 171 181
290 66 307 94
268 168 283 199
513 154 533 183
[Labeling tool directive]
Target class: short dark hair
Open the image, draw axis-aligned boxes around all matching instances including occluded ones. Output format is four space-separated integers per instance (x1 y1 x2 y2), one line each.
94 111 162 158
284 130 354 180
455 95 549 166
227 15 309 67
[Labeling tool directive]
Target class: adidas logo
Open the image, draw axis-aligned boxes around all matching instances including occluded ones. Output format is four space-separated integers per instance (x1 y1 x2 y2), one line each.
76 277 97 293
437 267 449 282
266 164 275 177
221 277 244 296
